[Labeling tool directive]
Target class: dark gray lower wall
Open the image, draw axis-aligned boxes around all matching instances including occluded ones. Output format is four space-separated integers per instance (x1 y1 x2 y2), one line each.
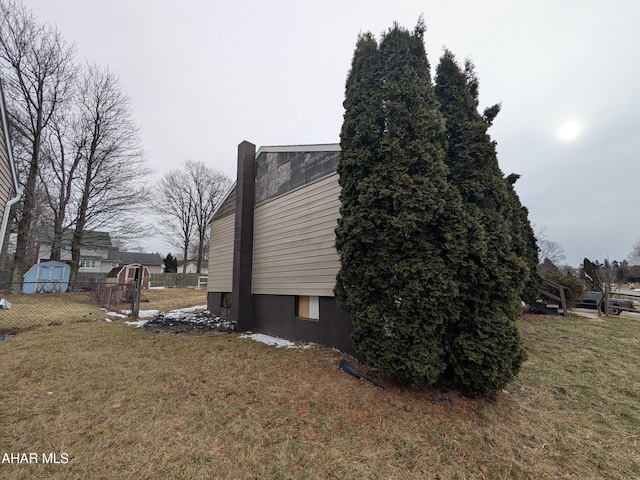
253 294 359 358
318 297 358 356
207 291 358 357
208 292 223 316
208 291 231 319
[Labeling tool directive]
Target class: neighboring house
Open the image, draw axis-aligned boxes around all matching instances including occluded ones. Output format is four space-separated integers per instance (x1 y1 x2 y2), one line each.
0 79 20 254
207 141 356 356
177 260 208 274
37 229 164 274
37 229 118 273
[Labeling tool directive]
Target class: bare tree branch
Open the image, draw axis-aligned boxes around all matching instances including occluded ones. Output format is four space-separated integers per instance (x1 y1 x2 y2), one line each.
68 62 149 284
628 239 640 266
0 0 76 288
156 161 230 273
536 226 566 265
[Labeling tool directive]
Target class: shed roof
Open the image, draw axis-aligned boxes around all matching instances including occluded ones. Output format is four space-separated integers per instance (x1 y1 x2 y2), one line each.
118 251 163 265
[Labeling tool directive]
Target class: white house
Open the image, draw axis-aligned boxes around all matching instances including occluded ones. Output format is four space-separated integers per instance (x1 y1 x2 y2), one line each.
177 260 208 274
37 229 164 274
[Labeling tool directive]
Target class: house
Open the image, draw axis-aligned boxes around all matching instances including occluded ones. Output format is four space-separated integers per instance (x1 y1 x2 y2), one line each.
207 141 356 356
22 260 70 294
177 260 208 274
0 79 20 254
106 263 151 289
36 229 164 275
37 229 117 273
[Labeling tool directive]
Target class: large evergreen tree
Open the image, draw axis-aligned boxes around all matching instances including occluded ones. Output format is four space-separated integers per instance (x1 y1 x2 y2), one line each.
163 253 178 273
435 51 527 396
504 173 540 305
335 22 468 385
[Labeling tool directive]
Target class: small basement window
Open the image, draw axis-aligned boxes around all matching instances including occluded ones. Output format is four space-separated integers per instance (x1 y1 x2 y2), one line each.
296 296 319 320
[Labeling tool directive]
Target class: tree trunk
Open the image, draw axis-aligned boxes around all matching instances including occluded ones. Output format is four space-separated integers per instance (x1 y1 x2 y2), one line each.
182 243 188 274
196 232 205 274
10 145 40 293
70 151 94 288
49 217 64 261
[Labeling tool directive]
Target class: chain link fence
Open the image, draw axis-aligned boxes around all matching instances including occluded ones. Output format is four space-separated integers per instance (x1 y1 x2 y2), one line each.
0 281 139 335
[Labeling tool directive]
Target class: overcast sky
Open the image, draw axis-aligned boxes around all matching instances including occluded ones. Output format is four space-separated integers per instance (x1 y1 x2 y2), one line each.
23 0 640 266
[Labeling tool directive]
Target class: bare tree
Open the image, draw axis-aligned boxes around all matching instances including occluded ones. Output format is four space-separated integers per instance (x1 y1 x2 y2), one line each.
536 226 566 265
37 105 83 260
628 239 640 266
157 161 230 274
0 1 76 288
186 161 230 273
68 62 149 284
157 169 195 273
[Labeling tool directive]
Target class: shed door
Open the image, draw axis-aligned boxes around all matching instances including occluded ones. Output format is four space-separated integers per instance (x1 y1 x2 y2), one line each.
126 267 136 282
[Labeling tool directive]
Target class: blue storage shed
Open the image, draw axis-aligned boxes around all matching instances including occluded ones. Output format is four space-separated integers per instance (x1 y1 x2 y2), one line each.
23 261 71 294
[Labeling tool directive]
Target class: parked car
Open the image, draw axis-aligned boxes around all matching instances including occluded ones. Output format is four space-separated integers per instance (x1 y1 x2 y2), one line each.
574 291 635 315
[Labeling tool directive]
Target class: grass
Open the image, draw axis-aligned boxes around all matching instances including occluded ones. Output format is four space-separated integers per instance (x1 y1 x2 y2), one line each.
0 287 207 334
138 287 207 312
0 312 639 479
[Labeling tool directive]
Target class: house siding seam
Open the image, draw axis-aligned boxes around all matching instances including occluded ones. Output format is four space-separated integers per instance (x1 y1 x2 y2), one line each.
252 173 341 297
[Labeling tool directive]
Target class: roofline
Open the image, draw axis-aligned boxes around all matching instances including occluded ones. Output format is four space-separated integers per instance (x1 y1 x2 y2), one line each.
208 179 237 224
255 143 340 156
209 142 341 222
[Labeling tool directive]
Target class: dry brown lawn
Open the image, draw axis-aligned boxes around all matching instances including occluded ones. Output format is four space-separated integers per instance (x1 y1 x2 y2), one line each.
0 287 207 334
139 286 207 312
0 310 639 479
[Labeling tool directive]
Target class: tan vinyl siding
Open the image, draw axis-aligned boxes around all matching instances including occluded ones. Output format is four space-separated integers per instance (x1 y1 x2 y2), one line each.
0 123 12 217
252 173 341 296
207 213 235 292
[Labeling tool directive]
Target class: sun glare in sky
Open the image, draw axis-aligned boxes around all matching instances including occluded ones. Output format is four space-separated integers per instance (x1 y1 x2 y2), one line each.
557 121 582 141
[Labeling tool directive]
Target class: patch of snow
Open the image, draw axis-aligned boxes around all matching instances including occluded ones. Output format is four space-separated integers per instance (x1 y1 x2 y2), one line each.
149 286 165 290
160 305 208 320
125 320 148 328
104 318 113 323
106 311 128 319
240 333 311 349
174 304 208 313
121 309 160 318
